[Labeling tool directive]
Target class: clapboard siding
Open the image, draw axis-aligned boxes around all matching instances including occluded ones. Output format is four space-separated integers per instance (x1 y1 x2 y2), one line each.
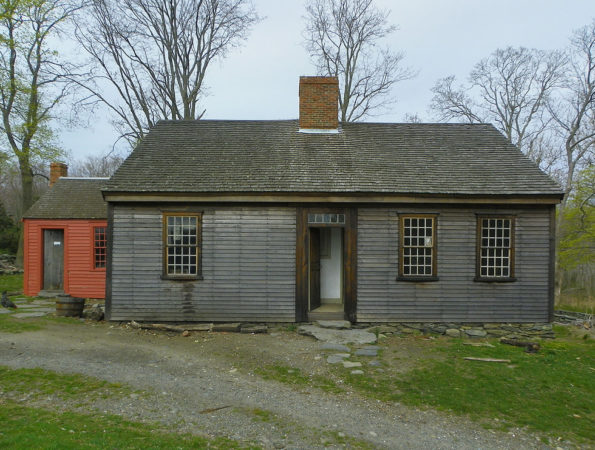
357 207 552 322
23 219 107 298
109 205 296 321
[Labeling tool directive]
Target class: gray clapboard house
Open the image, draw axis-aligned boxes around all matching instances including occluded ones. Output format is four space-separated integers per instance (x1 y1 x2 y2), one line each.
103 76 563 324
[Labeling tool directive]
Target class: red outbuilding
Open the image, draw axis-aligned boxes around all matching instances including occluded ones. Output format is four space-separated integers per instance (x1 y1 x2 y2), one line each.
23 163 108 299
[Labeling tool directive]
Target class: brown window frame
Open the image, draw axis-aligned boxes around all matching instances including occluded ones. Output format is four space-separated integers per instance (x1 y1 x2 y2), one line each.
398 214 438 281
93 226 107 270
475 215 516 282
162 212 202 280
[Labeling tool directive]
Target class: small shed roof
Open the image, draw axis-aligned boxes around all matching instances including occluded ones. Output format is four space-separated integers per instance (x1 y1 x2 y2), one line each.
104 120 563 198
23 178 108 219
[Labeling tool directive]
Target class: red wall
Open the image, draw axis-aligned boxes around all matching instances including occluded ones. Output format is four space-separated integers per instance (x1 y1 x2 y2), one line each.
23 219 107 298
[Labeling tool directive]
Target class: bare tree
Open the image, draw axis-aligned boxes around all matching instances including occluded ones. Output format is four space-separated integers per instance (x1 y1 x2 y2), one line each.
430 47 566 166
76 0 259 145
68 152 124 177
548 21 595 302
548 20 595 208
303 0 414 122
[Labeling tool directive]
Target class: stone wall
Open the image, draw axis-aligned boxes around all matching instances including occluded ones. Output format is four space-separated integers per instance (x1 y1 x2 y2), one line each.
357 322 555 339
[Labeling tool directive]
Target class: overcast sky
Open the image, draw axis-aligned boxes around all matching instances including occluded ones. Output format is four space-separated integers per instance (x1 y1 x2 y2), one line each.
60 0 595 160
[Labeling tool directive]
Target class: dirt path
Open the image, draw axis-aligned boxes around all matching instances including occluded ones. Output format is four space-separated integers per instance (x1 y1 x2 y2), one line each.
0 322 551 449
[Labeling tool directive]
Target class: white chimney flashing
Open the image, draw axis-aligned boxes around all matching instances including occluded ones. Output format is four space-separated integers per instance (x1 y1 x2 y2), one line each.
61 177 110 180
298 128 340 134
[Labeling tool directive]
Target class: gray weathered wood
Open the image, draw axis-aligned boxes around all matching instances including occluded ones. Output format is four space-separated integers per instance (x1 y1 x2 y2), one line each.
356 207 552 323
110 205 296 322
43 229 64 290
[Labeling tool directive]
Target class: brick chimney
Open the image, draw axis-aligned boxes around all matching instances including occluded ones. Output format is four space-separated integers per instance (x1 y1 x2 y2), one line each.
299 76 339 131
49 162 68 187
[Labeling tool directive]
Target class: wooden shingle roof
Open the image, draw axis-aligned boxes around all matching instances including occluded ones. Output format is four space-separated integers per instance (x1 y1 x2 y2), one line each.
104 120 563 198
23 178 108 219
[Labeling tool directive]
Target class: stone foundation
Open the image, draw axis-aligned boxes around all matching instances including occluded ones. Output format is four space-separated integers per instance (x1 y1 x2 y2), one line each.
358 322 555 339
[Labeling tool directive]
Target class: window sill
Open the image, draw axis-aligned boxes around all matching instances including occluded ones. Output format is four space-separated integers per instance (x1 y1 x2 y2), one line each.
474 277 517 283
397 276 439 282
161 275 203 281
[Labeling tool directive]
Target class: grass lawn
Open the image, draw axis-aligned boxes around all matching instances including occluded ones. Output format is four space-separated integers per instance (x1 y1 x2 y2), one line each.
0 273 23 293
556 292 594 314
0 367 252 449
258 327 595 445
378 333 593 443
0 401 253 449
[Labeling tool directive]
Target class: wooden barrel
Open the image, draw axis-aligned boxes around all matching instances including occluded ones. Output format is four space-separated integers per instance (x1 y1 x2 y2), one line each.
55 296 85 317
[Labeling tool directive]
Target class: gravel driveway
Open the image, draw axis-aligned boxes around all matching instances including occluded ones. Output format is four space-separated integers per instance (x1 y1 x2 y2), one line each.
0 321 553 449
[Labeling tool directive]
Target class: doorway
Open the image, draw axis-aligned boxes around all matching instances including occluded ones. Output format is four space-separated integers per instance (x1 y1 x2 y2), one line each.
43 229 64 291
296 208 357 322
309 227 343 315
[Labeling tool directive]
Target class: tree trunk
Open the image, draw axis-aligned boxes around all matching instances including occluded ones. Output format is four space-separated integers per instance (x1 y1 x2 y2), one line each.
15 222 24 269
15 159 34 269
19 159 34 213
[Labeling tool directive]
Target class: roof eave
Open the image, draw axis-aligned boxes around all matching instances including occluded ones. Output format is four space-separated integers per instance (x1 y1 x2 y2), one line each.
102 190 564 205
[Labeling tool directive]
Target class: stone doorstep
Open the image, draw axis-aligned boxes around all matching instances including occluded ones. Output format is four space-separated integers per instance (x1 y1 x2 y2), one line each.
298 324 377 345
316 320 351 330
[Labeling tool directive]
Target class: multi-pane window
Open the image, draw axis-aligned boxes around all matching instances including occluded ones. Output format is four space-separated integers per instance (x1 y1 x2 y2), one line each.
164 213 201 277
93 227 107 269
477 217 514 279
399 215 437 278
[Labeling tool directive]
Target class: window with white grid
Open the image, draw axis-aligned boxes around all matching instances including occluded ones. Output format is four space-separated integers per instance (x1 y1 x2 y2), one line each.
400 216 436 278
93 227 107 269
477 217 514 279
164 213 201 277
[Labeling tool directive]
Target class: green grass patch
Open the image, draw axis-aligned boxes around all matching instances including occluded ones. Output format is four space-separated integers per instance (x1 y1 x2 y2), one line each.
255 337 594 444
249 408 274 423
0 312 82 334
0 314 42 333
556 293 595 314
319 430 376 450
42 315 84 325
556 302 595 314
343 338 595 444
0 401 250 449
0 366 131 401
0 273 23 292
254 365 342 394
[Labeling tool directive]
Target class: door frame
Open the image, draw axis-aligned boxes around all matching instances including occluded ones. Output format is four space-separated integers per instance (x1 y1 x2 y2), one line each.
296 207 357 322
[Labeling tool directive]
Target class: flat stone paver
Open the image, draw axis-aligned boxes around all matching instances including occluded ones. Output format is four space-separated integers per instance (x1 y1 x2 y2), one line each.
298 325 377 345
16 305 54 311
320 343 350 352
0 309 13 314
12 312 47 318
342 361 362 368
327 353 350 364
355 348 379 357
